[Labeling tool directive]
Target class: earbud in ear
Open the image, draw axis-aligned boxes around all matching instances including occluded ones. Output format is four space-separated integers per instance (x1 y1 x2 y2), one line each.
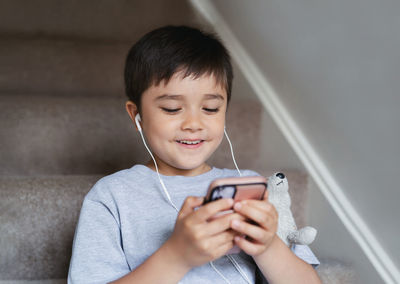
135 113 142 132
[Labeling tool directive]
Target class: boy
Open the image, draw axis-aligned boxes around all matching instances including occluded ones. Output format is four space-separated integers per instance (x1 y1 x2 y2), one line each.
68 25 321 283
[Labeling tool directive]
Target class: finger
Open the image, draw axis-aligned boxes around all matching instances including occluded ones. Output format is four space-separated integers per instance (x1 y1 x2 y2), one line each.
231 219 270 244
233 201 274 228
195 230 235 256
206 213 246 236
210 230 236 247
237 199 271 214
179 196 204 219
247 199 278 221
206 230 237 257
234 235 266 256
239 199 278 222
194 198 234 222
211 238 235 260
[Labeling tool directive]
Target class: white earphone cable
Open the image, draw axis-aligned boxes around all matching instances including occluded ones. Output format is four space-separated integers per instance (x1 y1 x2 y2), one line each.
210 261 232 284
138 127 179 212
224 127 242 177
138 121 250 283
227 255 252 284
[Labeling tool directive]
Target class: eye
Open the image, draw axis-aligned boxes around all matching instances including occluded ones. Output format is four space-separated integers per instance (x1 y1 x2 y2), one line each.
161 108 181 113
203 108 219 113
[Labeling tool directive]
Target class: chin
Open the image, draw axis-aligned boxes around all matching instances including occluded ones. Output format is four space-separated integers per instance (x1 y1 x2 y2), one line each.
173 160 207 171
176 163 203 171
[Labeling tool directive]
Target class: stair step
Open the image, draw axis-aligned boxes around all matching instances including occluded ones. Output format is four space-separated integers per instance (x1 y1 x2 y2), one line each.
0 38 128 95
0 171 308 280
0 94 146 176
316 258 357 284
0 175 101 280
0 280 66 284
0 0 198 41
0 95 263 176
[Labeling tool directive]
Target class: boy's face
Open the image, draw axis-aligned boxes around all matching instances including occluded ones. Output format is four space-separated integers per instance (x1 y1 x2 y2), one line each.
126 72 227 176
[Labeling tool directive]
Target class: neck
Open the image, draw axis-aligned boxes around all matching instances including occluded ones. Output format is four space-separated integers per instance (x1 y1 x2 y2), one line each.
145 160 211 177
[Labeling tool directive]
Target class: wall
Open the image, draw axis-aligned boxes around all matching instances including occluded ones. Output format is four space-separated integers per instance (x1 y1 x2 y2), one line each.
198 0 400 282
230 61 305 172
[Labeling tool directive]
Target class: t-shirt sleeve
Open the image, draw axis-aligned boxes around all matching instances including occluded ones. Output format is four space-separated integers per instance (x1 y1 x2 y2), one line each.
291 244 320 268
68 196 131 284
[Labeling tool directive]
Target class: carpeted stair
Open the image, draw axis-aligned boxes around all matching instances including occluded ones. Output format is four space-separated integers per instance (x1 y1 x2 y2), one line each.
0 1 355 283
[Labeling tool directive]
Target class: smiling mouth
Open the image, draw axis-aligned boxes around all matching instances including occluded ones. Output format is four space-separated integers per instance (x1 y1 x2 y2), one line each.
177 140 204 145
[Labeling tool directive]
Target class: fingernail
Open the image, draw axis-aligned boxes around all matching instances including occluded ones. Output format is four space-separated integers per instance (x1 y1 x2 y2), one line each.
234 202 242 211
234 236 241 242
227 198 234 206
232 220 240 228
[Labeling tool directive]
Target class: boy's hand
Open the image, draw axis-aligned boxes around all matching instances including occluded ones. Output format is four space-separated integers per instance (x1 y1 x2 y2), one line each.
164 196 245 269
230 191 279 256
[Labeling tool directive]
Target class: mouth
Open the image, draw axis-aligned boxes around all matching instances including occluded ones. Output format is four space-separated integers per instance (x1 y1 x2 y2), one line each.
176 139 205 149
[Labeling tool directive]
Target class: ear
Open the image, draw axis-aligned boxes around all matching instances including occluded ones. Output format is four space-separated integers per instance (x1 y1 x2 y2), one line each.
125 101 140 132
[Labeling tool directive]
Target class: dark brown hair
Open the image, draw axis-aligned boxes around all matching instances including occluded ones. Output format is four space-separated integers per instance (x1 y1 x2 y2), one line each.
124 25 233 112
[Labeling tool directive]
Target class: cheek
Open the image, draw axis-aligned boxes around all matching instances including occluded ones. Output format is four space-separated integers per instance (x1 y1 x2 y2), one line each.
212 121 225 143
146 122 167 139
144 118 178 143
213 112 225 130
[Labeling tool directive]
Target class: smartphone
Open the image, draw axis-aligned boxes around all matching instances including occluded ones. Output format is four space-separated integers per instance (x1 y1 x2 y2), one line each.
204 176 267 204
203 176 267 254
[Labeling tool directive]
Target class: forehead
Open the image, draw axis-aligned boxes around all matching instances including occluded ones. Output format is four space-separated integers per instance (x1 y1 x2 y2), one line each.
143 72 227 101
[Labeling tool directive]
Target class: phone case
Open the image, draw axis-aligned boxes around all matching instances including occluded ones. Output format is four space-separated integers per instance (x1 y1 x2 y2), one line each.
203 176 267 255
204 176 267 204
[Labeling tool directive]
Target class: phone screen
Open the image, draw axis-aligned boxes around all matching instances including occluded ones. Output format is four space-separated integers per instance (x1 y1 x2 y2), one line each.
205 181 267 204
210 185 236 201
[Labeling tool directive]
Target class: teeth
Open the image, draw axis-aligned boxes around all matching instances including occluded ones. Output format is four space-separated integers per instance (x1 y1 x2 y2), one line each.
179 140 202 145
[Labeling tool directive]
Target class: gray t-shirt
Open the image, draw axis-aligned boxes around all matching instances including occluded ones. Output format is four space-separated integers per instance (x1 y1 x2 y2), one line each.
68 165 318 284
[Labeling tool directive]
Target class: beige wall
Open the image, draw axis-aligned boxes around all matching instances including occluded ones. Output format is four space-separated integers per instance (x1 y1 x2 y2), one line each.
231 62 305 172
203 0 400 282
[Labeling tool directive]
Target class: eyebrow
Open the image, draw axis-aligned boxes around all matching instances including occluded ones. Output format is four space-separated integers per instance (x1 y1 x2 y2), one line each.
155 94 225 101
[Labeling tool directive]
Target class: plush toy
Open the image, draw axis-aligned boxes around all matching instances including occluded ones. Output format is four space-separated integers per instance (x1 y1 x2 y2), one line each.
267 172 317 247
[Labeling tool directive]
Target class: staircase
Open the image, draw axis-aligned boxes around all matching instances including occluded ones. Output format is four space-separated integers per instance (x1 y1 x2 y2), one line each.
0 1 355 283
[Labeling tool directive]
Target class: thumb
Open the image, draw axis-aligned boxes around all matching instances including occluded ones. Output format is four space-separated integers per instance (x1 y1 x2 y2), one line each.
179 196 204 219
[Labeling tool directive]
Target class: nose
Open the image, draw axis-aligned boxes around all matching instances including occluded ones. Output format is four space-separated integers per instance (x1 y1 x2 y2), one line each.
276 172 285 179
181 111 204 131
